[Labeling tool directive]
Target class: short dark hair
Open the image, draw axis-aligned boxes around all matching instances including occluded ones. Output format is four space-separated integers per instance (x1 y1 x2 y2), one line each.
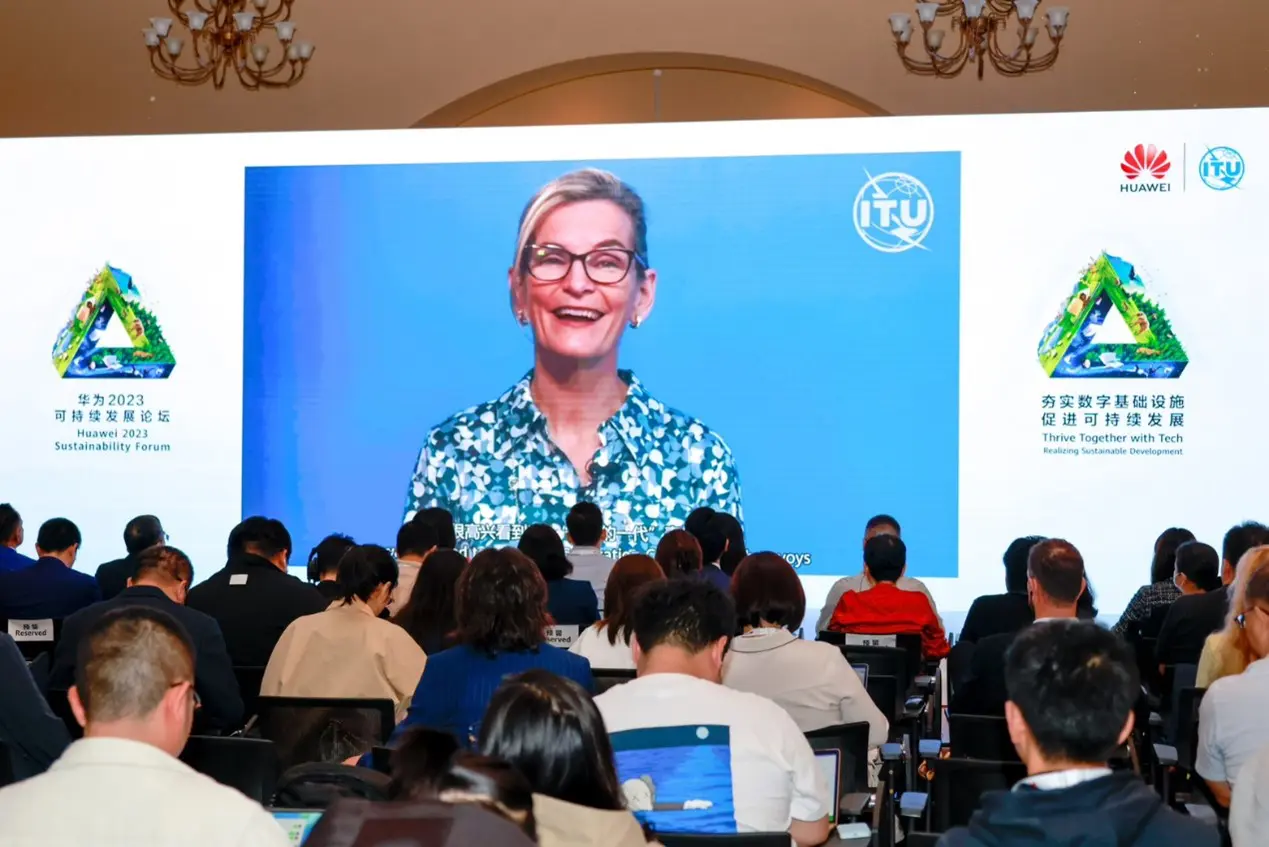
36 518 81 554
480 670 624 811
1223 521 1269 571
1027 539 1085 605
863 534 906 583
123 515 165 555
712 513 747 576
565 502 604 547
133 546 193 585
655 530 702 579
1003 536 1045 594
1175 540 1222 592
0 504 22 545
306 532 355 583
517 525 571 582
684 507 716 539
631 579 735 655
865 514 901 537
1151 527 1196 584
1005 619 1138 764
337 544 399 603
397 520 439 559
694 514 730 565
457 548 548 654
75 605 195 723
227 516 292 560
600 555 665 646
732 552 806 631
413 507 457 550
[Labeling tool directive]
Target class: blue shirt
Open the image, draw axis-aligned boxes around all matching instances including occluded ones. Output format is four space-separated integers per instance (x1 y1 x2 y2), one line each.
0 546 37 574
0 558 101 621
700 563 732 594
404 370 743 556
546 578 600 628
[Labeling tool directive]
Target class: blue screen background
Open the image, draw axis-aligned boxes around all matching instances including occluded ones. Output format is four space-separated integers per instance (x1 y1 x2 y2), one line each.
243 152 961 577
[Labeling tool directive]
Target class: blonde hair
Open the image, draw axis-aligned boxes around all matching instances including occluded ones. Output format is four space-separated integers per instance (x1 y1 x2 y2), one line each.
1211 546 1269 680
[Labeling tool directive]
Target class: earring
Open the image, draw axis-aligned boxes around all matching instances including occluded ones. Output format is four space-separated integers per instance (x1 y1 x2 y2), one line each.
516 311 528 326
630 315 643 329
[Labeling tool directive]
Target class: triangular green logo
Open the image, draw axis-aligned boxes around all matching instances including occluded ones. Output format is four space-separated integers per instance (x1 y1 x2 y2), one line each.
51 265 177 379
1037 252 1187 379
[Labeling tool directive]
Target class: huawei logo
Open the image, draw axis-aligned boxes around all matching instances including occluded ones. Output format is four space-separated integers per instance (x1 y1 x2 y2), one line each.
1121 144 1171 180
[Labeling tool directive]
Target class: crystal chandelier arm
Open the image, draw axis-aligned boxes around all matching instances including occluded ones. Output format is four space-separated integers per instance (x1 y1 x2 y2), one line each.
149 46 214 85
985 21 1060 75
259 0 296 27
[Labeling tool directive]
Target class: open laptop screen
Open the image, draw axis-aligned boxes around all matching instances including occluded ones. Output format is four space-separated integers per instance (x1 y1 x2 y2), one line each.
815 749 842 824
271 809 323 846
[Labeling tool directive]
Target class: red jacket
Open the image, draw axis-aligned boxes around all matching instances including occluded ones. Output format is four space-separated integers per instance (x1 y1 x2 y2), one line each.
828 581 951 659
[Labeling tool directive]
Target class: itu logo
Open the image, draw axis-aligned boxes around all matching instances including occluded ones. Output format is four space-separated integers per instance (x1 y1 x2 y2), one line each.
854 170 934 253
1198 146 1245 190
1120 144 1172 193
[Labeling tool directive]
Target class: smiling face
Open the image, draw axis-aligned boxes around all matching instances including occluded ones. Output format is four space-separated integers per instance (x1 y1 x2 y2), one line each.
511 199 656 367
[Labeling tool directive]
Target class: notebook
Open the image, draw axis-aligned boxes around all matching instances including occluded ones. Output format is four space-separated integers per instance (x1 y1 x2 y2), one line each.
815 749 841 824
271 809 323 846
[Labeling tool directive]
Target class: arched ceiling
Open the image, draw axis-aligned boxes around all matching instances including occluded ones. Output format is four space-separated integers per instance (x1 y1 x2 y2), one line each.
0 0 1265 137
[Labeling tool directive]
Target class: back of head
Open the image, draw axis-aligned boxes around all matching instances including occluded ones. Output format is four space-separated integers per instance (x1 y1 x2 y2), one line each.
631 579 736 656
863 534 906 584
1224 521 1269 571
566 502 605 547
480 669 624 811
37 517 81 555
458 548 547 654
517 524 570 582
1005 619 1138 765
1175 540 1221 592
75 605 195 728
227 516 292 562
601 554 665 645
307 532 356 583
655 529 703 579
132 545 194 588
1027 538 1085 605
0 503 20 546
337 544 399 604
1151 527 1196 584
397 549 467 642
397 520 439 560
123 515 165 555
1003 536 1045 594
694 514 733 565
413 507 457 550
732 552 806 631
683 507 716 540
712 513 747 576
864 514 901 544
1222 547 1269 668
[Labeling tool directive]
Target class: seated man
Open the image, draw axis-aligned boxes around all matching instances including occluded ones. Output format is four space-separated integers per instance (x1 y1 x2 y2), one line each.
0 606 288 846
51 546 243 732
94 514 167 601
0 503 37 573
0 518 100 622
0 632 70 781
565 501 613 605
816 514 941 632
828 534 950 659
939 620 1217 847
596 580 831 846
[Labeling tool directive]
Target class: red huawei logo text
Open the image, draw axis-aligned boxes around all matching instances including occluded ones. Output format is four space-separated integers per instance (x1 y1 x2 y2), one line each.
1121 144 1170 180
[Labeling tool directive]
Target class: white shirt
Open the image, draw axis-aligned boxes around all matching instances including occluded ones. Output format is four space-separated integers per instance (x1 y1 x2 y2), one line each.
1231 741 1269 847
1197 656 1269 786
815 572 942 632
566 546 614 606
389 558 424 617
0 737 290 846
569 622 636 670
595 672 829 835
1016 767 1113 791
723 628 888 745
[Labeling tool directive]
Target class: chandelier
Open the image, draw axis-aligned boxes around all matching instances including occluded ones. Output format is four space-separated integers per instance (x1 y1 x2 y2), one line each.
887 0 1069 80
141 0 314 90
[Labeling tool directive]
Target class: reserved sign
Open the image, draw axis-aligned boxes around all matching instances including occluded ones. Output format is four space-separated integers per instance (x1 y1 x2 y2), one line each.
8 619 55 641
544 625 580 649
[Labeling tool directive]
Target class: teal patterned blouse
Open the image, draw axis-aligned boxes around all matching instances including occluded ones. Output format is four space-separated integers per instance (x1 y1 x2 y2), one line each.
404 370 743 555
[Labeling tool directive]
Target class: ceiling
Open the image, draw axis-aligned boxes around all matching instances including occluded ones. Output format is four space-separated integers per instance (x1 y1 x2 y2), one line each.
0 0 1266 137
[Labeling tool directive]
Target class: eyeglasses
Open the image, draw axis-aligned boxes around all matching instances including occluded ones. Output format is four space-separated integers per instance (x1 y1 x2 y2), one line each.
1236 605 1269 629
171 680 201 710
522 243 645 285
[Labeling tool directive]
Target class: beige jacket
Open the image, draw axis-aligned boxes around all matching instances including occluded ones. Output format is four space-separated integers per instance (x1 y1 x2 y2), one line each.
532 793 656 847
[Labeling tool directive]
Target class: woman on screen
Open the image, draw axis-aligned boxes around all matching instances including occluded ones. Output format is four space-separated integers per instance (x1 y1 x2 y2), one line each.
404 168 742 551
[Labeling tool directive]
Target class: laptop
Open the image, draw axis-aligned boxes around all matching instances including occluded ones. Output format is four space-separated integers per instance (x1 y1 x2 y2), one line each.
815 749 841 825
271 809 323 846
852 664 869 687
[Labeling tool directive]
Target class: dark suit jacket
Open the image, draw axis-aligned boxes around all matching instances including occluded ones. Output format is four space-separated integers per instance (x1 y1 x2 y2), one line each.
49 585 243 730
0 558 100 622
0 634 70 781
94 554 140 601
950 629 1016 716
1156 587 1229 666
545 578 600 628
186 553 327 668
958 592 1034 644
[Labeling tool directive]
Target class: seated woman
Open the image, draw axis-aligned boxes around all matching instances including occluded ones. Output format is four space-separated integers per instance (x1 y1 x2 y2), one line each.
1198 545 1269 688
262 544 427 721
385 548 593 747
480 670 653 847
569 554 664 670
1113 527 1195 637
393 549 467 655
958 536 1043 644
519 524 599 628
723 552 889 744
654 529 703 580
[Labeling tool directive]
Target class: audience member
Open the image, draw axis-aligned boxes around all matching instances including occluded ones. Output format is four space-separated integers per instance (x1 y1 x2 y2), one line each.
51 546 243 731
395 549 467 655
569 554 665 670
411 506 458 550
1231 741 1269 847
1148 541 1222 650
1197 563 1269 808
519 524 599 628
385 548 593 747
816 515 940 632
93 514 167 601
481 670 653 847
684 506 715 539
1111 527 1195 637
952 538 1085 716
0 503 36 573
957 536 1043 644
0 518 99 622
186 516 326 667
724 552 888 742
306 532 356 603
693 512 741 592
828 534 950 659
717 513 748 576
595 579 831 844
0 606 289 845
1157 521 1269 669
393 520 439 616
263 544 426 720
565 501 613 604
1198 545 1269 688
0 632 70 781
655 529 703 580
939 620 1216 847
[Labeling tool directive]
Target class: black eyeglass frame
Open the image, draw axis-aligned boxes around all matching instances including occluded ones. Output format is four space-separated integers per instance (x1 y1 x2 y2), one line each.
520 243 648 285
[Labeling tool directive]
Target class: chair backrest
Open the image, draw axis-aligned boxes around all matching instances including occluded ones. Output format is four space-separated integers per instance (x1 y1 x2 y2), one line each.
928 758 1028 832
656 834 795 847
179 734 279 805
255 696 395 772
592 668 636 694
1174 687 1207 770
948 714 1020 762
906 834 942 847
842 645 909 687
7 618 61 661
0 739 16 789
864 674 904 725
43 689 83 740
26 651 50 694
804 721 872 796
233 665 267 726
272 763 393 809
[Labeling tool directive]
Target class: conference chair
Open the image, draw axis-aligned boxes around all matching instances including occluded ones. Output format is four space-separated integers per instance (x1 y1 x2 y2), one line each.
865 674 904 729
947 714 1019 762
232 666 267 728
656 834 795 847
272 763 393 809
804 721 873 819
254 696 395 772
43 689 83 740
906 834 941 847
924 758 1027 833
179 735 279 805
25 651 49 694
0 739 16 789
592 668 636 694
8 619 61 662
